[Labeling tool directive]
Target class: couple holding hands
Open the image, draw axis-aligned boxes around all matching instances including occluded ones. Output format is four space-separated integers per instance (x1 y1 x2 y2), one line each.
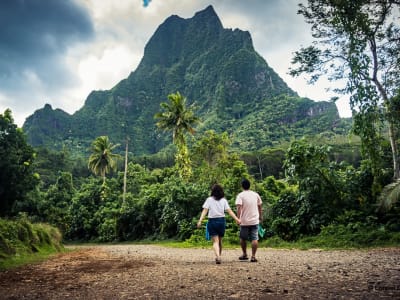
197 179 263 264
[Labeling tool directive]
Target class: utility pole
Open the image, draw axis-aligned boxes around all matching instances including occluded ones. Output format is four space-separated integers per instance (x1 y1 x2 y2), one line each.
123 136 129 205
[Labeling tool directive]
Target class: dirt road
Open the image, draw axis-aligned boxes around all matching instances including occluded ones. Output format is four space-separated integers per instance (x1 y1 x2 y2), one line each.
0 245 399 299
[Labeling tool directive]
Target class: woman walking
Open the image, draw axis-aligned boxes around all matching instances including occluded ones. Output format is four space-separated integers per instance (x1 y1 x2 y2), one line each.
197 184 240 264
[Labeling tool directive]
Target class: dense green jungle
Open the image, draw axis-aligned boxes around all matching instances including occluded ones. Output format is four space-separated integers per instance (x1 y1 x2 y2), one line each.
1 105 400 252
1 4 400 260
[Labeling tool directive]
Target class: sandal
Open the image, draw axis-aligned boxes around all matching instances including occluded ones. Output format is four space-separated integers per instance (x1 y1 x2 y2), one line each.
250 257 258 262
215 257 221 264
239 255 249 260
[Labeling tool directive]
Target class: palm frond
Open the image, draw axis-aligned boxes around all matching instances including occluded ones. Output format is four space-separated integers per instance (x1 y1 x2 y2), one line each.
378 179 400 212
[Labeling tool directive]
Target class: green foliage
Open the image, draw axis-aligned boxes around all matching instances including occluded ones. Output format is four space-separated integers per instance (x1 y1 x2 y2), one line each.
241 148 286 180
267 139 383 240
192 130 230 168
264 225 400 250
229 95 342 151
0 109 39 216
134 148 175 170
118 186 163 240
32 147 90 188
264 210 400 249
38 172 75 234
312 224 400 249
269 190 300 241
0 216 63 269
191 130 235 186
284 140 347 231
67 177 104 240
378 179 400 212
158 178 207 238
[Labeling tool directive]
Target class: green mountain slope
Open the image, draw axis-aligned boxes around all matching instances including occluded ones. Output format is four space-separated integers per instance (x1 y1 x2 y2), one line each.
23 5 344 155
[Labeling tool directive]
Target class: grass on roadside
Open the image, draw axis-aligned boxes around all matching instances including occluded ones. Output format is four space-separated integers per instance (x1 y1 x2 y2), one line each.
0 245 67 270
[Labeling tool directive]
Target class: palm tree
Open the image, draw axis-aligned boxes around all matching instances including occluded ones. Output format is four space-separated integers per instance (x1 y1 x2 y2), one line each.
88 136 121 184
154 92 199 178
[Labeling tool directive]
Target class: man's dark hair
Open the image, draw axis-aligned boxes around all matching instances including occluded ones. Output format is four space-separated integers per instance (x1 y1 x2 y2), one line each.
241 179 251 190
211 184 224 200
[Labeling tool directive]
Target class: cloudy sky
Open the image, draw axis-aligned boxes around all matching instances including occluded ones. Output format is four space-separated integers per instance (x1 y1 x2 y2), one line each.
0 0 352 127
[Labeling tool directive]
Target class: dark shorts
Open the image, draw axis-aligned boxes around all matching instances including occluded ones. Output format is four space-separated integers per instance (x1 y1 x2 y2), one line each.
239 225 259 241
207 217 226 237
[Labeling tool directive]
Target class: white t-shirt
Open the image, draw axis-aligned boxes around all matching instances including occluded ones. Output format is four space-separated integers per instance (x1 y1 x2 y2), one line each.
202 196 231 218
235 190 262 226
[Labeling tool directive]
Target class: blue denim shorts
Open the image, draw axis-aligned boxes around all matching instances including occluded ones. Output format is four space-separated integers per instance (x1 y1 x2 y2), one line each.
239 225 259 241
207 217 226 237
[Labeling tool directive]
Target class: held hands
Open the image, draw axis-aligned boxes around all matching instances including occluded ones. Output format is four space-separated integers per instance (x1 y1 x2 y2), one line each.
198 217 241 227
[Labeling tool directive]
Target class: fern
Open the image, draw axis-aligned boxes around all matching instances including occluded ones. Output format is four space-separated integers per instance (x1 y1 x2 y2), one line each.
378 179 400 212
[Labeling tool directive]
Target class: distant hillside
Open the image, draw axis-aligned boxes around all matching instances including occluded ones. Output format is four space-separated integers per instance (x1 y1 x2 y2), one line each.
23 5 347 155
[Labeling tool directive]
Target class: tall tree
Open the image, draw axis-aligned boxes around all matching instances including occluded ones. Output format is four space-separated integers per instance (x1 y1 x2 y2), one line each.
191 130 231 184
88 136 120 184
192 130 230 168
290 0 400 180
155 92 199 179
0 109 38 216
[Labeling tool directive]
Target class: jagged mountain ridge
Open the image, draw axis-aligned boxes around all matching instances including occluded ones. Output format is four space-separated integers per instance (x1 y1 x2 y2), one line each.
23 5 341 155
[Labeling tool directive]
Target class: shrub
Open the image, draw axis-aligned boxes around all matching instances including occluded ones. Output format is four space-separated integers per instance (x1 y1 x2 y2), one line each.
0 217 63 267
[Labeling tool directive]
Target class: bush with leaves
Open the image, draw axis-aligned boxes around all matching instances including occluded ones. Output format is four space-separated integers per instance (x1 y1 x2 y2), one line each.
159 177 208 239
270 139 372 239
38 172 75 235
67 177 120 241
118 183 166 241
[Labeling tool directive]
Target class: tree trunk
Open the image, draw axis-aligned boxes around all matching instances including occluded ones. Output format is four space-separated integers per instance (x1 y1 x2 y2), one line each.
256 154 263 180
370 39 399 180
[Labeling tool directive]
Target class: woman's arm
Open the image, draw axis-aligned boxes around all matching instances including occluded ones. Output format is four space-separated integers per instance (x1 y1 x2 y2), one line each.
227 208 240 224
197 208 208 228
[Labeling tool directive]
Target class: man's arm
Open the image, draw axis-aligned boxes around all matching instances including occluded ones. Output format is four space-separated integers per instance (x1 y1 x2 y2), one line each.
258 204 262 222
236 205 242 219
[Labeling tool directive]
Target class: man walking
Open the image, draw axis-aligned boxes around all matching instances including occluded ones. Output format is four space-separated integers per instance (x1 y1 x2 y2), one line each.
235 178 262 262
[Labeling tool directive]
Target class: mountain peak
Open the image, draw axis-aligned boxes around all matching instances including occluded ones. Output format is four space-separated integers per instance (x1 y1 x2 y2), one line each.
192 5 222 29
141 5 224 67
196 4 216 15
193 5 218 19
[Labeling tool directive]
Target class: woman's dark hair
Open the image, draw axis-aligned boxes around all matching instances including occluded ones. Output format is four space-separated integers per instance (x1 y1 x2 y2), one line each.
241 179 251 190
211 184 224 200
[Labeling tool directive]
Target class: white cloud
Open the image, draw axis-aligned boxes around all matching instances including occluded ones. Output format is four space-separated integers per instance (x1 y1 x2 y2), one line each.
78 45 137 89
